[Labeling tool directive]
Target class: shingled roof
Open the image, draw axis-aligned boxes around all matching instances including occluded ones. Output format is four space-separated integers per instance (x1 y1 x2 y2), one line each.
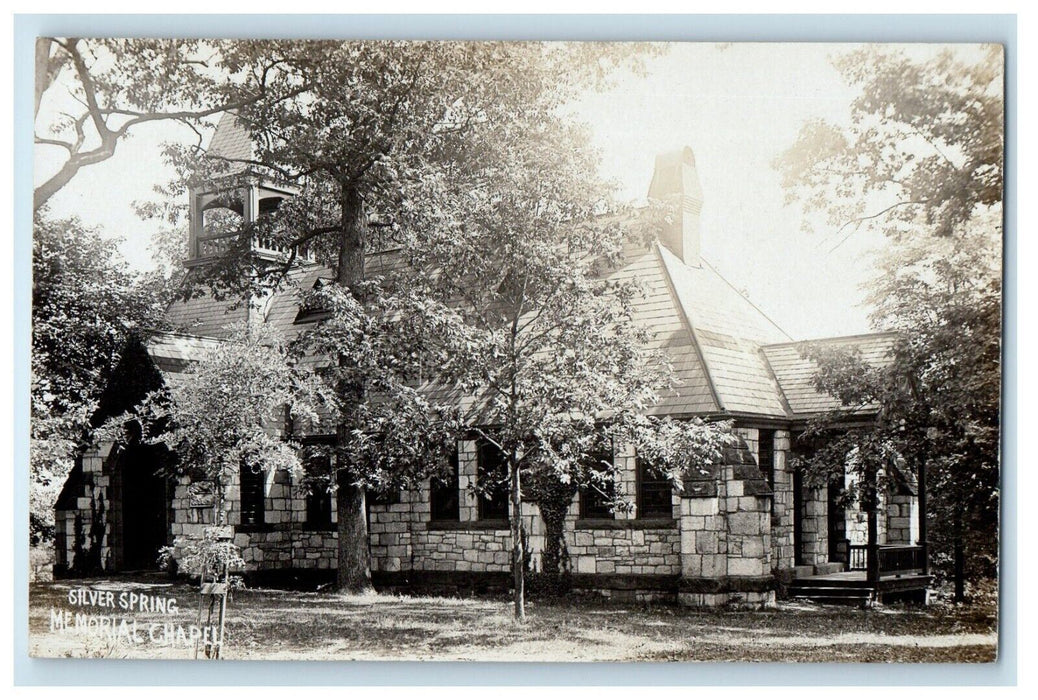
760 333 898 417
205 112 255 172
658 245 792 418
161 238 884 423
161 134 892 424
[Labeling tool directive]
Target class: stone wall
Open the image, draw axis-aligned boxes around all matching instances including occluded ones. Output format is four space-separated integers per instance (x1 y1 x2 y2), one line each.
769 430 795 572
885 491 919 544
161 438 686 588
841 471 889 547
676 427 775 608
53 443 117 574
62 424 841 610
798 484 829 566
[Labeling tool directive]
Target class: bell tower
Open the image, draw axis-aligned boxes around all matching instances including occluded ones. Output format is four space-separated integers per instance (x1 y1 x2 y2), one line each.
185 112 307 267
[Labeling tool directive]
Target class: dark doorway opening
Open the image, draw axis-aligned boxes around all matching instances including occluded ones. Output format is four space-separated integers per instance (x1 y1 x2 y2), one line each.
792 466 804 566
827 477 848 564
120 445 172 570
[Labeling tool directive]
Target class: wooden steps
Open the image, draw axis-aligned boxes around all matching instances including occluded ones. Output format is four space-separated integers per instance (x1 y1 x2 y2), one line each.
789 570 931 605
789 579 875 606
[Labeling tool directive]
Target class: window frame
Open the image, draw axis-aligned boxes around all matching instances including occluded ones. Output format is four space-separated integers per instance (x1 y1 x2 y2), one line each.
635 457 674 520
303 454 334 531
238 462 267 529
579 450 616 520
430 450 461 522
759 429 776 489
476 440 510 522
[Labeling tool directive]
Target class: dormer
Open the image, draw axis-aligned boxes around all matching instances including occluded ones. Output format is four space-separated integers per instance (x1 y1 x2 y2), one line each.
186 113 310 267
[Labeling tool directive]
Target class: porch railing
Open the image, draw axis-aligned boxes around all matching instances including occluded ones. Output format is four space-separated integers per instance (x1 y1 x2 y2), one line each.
878 544 927 576
843 541 927 577
847 543 868 571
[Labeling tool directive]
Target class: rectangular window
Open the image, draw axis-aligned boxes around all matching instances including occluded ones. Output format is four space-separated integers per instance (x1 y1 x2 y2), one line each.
580 451 616 519
239 464 266 527
637 459 673 519
306 487 333 528
759 429 776 489
430 450 460 521
304 455 333 529
477 441 510 521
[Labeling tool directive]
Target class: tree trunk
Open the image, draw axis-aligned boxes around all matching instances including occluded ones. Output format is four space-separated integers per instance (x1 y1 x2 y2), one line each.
510 457 526 623
953 507 966 604
333 184 373 593
336 470 373 593
917 458 929 575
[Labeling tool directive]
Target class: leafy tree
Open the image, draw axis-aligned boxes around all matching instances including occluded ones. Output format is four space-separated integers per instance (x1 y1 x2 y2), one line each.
775 44 1002 248
97 322 332 658
777 46 1002 601
292 281 465 589
150 41 662 595
34 38 306 210
396 102 735 621
30 213 166 541
101 322 335 537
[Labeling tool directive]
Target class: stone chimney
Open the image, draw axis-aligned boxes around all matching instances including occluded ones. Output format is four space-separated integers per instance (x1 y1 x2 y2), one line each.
647 146 704 268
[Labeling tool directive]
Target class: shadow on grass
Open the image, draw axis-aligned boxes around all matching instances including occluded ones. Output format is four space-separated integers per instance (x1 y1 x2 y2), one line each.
29 575 998 662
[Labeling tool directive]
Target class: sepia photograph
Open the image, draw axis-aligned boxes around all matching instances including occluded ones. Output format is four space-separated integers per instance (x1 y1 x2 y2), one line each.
27 37 1004 664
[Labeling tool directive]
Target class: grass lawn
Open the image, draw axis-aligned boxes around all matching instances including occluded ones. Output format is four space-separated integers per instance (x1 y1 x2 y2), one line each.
29 576 997 662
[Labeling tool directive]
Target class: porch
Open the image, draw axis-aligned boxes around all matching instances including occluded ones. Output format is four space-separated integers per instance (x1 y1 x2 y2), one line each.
790 543 930 605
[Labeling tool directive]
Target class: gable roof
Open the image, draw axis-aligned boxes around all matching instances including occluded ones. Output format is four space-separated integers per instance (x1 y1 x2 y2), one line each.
616 243 720 417
760 332 898 417
158 236 893 424
657 244 792 418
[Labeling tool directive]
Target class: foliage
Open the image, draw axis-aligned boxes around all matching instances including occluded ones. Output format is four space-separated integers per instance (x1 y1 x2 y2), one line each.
141 41 665 597
293 281 464 494
34 38 307 210
393 87 735 617
778 46 1002 598
30 212 167 540
774 45 1003 247
100 322 337 519
159 531 246 589
138 41 729 611
145 42 661 299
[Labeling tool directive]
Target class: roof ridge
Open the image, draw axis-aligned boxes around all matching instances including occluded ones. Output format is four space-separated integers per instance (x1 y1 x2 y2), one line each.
698 256 794 342
756 345 795 419
761 330 899 349
653 242 724 414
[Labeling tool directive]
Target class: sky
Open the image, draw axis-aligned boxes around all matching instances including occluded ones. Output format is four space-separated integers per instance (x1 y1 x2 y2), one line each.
35 42 964 340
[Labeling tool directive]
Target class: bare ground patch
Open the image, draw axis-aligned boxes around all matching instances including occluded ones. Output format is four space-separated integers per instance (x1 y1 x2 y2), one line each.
29 577 997 662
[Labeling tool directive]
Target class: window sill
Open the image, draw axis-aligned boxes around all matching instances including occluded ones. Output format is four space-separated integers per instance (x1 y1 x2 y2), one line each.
302 524 336 532
575 518 677 530
426 519 511 531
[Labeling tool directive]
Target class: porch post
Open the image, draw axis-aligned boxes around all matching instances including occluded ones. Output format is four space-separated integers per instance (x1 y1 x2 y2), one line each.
866 505 879 583
918 458 928 575
865 463 880 584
